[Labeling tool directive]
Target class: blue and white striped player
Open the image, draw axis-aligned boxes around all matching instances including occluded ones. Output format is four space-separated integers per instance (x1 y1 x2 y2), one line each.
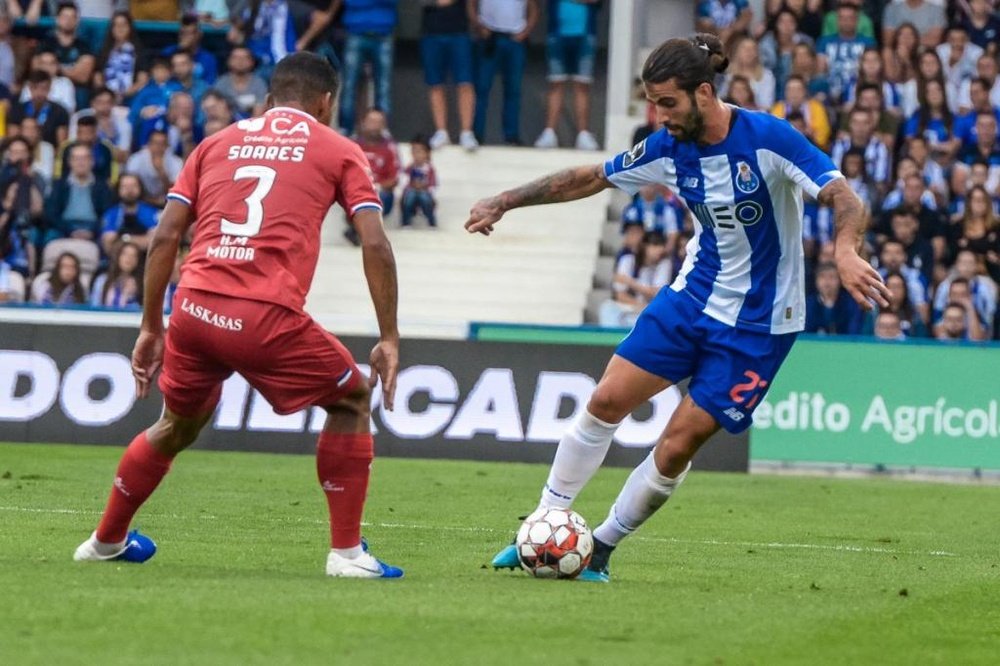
465 33 890 582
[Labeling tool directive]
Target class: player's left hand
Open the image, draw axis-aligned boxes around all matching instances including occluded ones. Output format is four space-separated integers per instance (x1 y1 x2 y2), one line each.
369 338 399 411
836 251 890 311
465 195 506 236
132 329 165 399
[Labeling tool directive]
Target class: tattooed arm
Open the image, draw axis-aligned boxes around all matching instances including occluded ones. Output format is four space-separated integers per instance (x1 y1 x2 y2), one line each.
464 164 611 235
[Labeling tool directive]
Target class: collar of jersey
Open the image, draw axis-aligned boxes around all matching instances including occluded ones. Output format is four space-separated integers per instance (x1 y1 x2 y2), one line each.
266 106 317 123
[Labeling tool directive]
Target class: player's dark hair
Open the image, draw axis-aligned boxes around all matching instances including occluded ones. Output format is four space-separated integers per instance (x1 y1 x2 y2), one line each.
641 33 728 92
270 51 340 105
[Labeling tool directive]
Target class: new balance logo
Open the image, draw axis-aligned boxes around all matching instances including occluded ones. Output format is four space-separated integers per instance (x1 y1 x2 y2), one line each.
322 480 344 492
723 407 745 422
681 177 699 189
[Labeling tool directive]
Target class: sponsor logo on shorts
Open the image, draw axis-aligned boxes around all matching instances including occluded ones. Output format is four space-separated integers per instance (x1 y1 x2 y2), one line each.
180 297 244 332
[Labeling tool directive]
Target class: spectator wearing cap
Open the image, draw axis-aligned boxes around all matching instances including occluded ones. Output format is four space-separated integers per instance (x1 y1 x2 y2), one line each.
420 0 478 152
771 75 830 150
100 173 159 258
162 14 219 85
215 46 268 118
41 2 96 110
128 57 183 141
882 0 945 48
95 11 148 104
124 129 183 207
805 262 862 334
816 2 875 104
533 0 602 151
696 0 752 45
45 142 114 245
55 115 117 185
9 70 70 146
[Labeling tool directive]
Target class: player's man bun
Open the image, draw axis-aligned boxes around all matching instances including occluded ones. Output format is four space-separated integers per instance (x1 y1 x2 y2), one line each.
641 32 729 92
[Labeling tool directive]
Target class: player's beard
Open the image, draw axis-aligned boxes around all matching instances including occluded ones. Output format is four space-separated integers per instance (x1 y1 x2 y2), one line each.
665 94 705 143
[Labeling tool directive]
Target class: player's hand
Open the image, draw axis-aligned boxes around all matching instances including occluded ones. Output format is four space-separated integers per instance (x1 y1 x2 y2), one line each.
836 251 890 311
132 329 165 399
369 338 399 411
465 195 506 236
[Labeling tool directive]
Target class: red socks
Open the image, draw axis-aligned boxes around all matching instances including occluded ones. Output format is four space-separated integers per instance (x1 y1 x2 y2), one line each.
316 432 373 549
95 432 174 544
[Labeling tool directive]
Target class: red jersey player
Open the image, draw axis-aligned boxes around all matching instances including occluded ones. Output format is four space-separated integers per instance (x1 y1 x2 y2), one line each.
74 53 404 578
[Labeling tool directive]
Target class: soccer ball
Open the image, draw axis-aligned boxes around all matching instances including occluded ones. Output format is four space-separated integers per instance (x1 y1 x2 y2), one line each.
515 508 593 579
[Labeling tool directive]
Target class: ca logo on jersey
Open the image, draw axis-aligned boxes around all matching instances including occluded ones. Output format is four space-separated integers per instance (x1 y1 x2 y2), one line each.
735 161 760 194
622 139 646 167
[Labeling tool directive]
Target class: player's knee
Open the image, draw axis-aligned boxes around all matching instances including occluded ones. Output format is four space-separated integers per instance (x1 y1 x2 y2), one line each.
586 387 629 424
147 414 204 456
326 382 371 420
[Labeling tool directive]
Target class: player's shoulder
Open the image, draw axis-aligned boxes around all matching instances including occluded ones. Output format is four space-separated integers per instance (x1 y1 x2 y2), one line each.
617 128 675 168
735 107 805 150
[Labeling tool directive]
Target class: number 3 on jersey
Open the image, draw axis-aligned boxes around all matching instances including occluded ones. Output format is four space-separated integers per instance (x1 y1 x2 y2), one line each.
221 165 277 237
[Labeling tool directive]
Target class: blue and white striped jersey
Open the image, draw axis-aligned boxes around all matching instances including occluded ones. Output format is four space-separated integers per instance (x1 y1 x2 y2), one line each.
604 108 843 334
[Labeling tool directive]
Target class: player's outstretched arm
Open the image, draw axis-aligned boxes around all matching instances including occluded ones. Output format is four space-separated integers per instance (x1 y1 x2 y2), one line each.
132 199 192 398
819 178 890 312
465 164 611 236
354 208 399 411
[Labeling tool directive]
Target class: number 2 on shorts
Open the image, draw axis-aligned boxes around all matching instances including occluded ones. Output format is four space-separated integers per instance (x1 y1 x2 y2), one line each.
221 165 277 237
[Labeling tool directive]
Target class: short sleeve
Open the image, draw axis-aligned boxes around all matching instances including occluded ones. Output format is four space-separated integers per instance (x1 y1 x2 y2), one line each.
167 142 203 207
763 119 843 198
603 130 673 196
100 209 116 235
337 142 383 216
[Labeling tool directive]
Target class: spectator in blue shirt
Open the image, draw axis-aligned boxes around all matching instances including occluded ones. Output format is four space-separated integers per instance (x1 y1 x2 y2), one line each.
337 0 399 134
696 0 751 46
961 0 1000 54
161 15 219 85
100 173 159 259
903 79 957 155
805 262 862 334
816 3 875 104
95 11 148 105
128 57 183 144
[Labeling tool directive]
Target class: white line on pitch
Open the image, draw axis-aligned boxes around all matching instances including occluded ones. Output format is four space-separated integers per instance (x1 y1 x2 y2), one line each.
0 506 958 558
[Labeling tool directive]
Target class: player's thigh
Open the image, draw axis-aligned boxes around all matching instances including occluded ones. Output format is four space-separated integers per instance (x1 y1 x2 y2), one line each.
157 306 232 419
689 324 797 434
241 311 363 416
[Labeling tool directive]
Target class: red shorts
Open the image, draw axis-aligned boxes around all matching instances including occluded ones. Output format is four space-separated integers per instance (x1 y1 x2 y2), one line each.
158 287 363 418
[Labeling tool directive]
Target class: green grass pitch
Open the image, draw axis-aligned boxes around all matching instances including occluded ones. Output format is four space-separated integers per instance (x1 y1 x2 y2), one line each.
2 442 999 665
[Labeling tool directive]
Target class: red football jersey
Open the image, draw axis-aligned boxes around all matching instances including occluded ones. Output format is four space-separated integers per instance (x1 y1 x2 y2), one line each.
168 107 381 311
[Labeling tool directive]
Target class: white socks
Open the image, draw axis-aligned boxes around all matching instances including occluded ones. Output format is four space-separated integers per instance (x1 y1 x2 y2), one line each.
538 410 620 510
593 452 690 546
332 544 363 560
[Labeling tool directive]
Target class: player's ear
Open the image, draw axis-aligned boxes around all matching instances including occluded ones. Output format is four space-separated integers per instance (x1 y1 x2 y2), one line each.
264 93 274 111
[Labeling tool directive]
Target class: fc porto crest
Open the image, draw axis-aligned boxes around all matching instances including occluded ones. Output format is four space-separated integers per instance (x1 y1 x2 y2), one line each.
735 161 760 194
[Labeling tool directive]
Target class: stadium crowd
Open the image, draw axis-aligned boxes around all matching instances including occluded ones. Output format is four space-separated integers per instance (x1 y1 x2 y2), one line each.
0 0 996 344
606 0 1000 342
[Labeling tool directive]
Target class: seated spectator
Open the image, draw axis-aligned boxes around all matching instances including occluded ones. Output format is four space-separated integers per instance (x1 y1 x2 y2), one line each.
0 140 45 276
790 43 829 103
72 87 132 164
873 311 906 340
0 259 23 302
600 230 671 328
724 36 776 110
903 79 959 157
621 184 682 253
140 92 202 159
882 0 945 48
94 11 147 104
420 0 477 152
933 250 998 328
805 262 862 334
871 271 929 338
883 21 919 84
948 159 997 217
100 174 159 258
956 112 1000 191
55 116 117 185
820 0 875 40
953 77 1000 149
879 174 947 259
90 240 141 310
44 142 114 244
128 58 183 142
20 50 75 113
840 148 876 213
30 250 88 305
18 117 55 188
886 205 937 283
850 82 902 152
767 0 822 41
696 0 752 45
898 48 945 119
41 2 96 110
937 27 983 107
400 137 437 229
901 137 948 202
125 129 182 207
171 51 209 109
353 108 399 216
215 46 268 119
935 300 987 341
876 239 931 322
956 52 1000 112
948 185 1000 277
816 3 875 104
759 9 814 98
771 75 830 150
960 0 1000 54
161 14 219 85
844 47 902 117
880 157 938 212
533 0 601 151
200 91 238 135
831 107 890 192
723 74 759 110
9 70 71 146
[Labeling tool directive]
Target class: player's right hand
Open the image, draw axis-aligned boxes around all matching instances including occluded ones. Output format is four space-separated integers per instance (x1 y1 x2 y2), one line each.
369 338 399 411
836 251 890 311
132 329 165 399
465 196 506 236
